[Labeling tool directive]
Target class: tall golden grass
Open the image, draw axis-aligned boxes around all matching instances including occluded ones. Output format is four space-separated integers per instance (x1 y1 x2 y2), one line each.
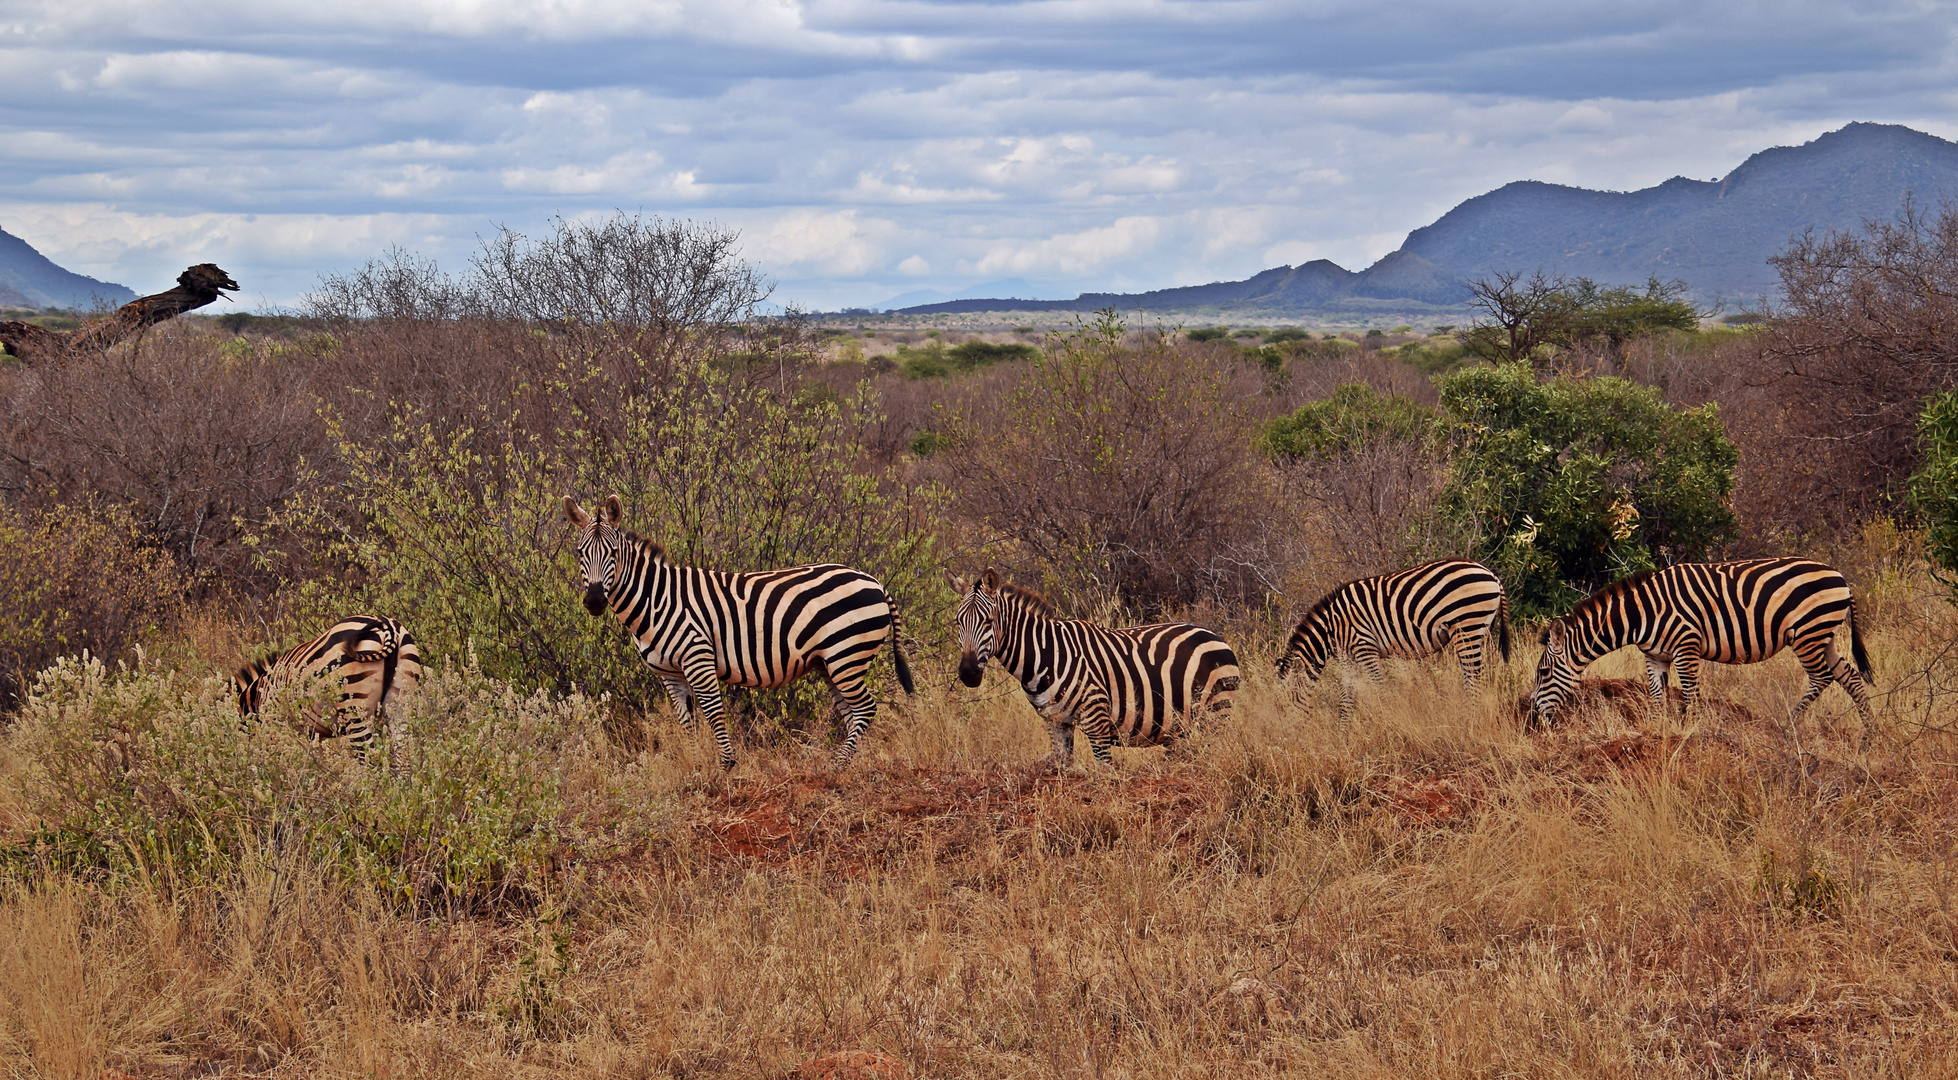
4 565 1958 1078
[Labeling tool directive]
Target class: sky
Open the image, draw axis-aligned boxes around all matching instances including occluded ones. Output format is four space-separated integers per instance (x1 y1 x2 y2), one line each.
3 0 1956 312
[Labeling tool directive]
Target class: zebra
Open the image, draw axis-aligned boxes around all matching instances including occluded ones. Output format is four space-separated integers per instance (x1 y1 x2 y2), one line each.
233 614 422 755
950 568 1240 766
1276 559 1510 721
565 495 914 770
1530 557 1874 729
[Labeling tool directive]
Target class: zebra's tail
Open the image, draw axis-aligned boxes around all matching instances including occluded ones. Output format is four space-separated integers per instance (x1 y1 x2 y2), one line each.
1497 592 1512 663
1849 593 1874 686
890 602 917 695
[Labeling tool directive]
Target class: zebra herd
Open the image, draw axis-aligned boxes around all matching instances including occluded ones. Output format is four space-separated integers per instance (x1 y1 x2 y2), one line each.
232 498 1878 766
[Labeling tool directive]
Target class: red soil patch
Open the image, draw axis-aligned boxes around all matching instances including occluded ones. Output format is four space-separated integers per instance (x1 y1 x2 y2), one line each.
677 763 1221 877
1370 774 1476 827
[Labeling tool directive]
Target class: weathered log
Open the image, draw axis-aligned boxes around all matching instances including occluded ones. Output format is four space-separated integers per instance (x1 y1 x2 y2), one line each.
0 263 239 361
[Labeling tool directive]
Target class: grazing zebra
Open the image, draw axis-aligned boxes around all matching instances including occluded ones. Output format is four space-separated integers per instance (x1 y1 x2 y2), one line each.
565 495 914 770
1530 557 1874 729
951 568 1240 765
1276 559 1510 720
233 614 422 754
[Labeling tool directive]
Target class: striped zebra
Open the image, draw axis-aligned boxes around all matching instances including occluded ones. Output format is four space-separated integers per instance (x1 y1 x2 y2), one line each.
951 568 1240 765
565 496 914 770
1276 559 1510 720
1530 557 1874 729
233 614 422 755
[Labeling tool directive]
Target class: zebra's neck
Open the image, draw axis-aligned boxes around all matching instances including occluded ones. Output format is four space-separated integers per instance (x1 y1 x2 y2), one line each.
992 592 1054 682
1568 594 1655 665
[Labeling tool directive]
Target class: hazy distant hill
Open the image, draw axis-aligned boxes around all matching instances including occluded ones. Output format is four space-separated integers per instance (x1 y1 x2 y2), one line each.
0 227 136 310
894 123 1958 318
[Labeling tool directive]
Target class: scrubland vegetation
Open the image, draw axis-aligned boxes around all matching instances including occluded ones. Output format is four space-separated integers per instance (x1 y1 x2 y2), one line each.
6 209 1958 1076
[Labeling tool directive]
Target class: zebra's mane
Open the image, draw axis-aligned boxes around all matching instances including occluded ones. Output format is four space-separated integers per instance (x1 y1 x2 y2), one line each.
997 581 1056 617
622 529 667 563
1294 577 1360 631
235 649 280 682
1569 570 1658 616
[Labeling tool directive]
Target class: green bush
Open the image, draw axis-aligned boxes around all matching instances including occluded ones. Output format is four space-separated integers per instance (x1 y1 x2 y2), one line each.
1262 383 1447 462
1264 328 1310 344
895 339 1038 379
1439 363 1737 617
7 653 639 914
1186 327 1230 343
1910 389 1958 584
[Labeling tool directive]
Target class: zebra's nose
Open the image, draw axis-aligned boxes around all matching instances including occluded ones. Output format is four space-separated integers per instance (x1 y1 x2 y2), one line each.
583 583 609 616
957 656 983 687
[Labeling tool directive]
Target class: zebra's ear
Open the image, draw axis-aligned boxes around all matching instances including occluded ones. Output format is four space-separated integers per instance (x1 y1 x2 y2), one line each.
981 567 1000 593
602 494 624 526
1545 619 1567 651
944 569 966 594
563 497 590 527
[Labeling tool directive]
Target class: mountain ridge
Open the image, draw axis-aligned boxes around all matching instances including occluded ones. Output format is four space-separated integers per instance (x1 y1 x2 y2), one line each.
892 123 1958 318
0 228 137 310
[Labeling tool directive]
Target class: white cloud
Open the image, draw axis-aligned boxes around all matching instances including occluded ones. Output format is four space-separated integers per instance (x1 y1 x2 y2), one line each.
5 0 1958 311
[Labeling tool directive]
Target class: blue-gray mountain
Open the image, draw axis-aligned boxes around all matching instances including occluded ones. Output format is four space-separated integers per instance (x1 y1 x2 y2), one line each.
0 227 136 310
898 123 1958 317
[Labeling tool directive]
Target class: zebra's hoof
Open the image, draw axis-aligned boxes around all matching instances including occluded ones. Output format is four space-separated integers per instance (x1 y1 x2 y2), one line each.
718 756 737 772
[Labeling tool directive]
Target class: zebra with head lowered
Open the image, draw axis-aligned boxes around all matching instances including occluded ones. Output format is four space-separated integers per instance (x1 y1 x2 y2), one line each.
951 568 1240 766
565 495 914 770
234 614 422 756
1276 559 1510 721
1530 557 1874 730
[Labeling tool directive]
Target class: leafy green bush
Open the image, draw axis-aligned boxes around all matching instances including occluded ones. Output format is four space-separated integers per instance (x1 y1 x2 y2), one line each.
895 339 1039 379
1186 327 1231 343
1439 363 1737 616
1910 389 1958 584
1262 383 1447 461
8 653 637 914
1264 328 1310 344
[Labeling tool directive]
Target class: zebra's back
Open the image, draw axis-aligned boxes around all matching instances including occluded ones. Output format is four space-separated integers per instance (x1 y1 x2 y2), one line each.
1068 619 1240 747
235 614 422 744
1646 558 1852 663
1285 558 1507 671
656 562 896 689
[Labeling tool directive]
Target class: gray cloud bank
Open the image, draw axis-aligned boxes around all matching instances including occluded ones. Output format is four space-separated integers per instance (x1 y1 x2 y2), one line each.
3 0 1954 310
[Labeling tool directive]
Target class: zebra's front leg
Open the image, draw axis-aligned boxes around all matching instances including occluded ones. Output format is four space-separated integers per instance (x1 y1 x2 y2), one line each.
1046 719 1076 766
679 658 737 771
1074 693 1119 766
1642 651 1674 716
827 680 878 770
1671 651 1704 722
660 677 698 729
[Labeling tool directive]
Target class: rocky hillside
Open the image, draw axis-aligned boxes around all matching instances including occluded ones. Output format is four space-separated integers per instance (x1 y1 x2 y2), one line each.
897 123 1958 317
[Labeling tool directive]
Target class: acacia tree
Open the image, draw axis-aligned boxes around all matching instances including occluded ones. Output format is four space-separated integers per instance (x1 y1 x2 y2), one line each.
1459 271 1698 369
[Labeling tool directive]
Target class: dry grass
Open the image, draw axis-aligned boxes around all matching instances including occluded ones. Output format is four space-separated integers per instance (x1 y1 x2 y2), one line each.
7 610 1958 1079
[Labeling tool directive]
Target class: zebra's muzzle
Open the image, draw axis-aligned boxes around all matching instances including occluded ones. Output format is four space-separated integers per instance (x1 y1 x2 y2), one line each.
583 583 610 617
957 656 983 687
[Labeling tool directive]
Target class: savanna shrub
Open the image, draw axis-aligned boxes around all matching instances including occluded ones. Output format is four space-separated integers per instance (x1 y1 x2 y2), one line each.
8 652 634 914
1910 389 1958 585
941 311 1274 611
307 348 946 721
1440 363 1737 616
1262 384 1463 578
0 501 185 709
